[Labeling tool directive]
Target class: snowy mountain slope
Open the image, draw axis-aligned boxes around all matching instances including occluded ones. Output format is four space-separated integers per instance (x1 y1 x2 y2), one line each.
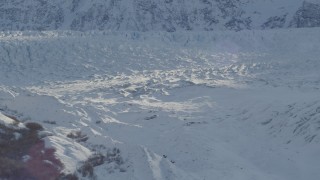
0 0 320 31
0 28 320 179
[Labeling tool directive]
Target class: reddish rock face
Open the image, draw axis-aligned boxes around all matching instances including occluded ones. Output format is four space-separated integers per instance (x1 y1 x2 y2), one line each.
0 119 65 180
25 140 63 180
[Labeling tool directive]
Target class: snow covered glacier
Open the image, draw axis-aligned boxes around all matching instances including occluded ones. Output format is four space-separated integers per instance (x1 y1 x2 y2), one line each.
1 28 320 179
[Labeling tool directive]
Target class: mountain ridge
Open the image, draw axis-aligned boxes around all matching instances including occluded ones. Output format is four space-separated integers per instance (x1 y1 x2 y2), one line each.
0 0 320 32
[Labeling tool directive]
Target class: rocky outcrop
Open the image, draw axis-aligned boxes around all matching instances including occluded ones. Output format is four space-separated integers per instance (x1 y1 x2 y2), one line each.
262 14 287 29
290 1 320 28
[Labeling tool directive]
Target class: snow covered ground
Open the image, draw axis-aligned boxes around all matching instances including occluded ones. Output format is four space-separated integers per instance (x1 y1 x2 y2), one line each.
0 28 320 179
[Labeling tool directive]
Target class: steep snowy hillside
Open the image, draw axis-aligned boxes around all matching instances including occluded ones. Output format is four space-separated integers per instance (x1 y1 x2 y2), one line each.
0 28 320 179
1 0 320 31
